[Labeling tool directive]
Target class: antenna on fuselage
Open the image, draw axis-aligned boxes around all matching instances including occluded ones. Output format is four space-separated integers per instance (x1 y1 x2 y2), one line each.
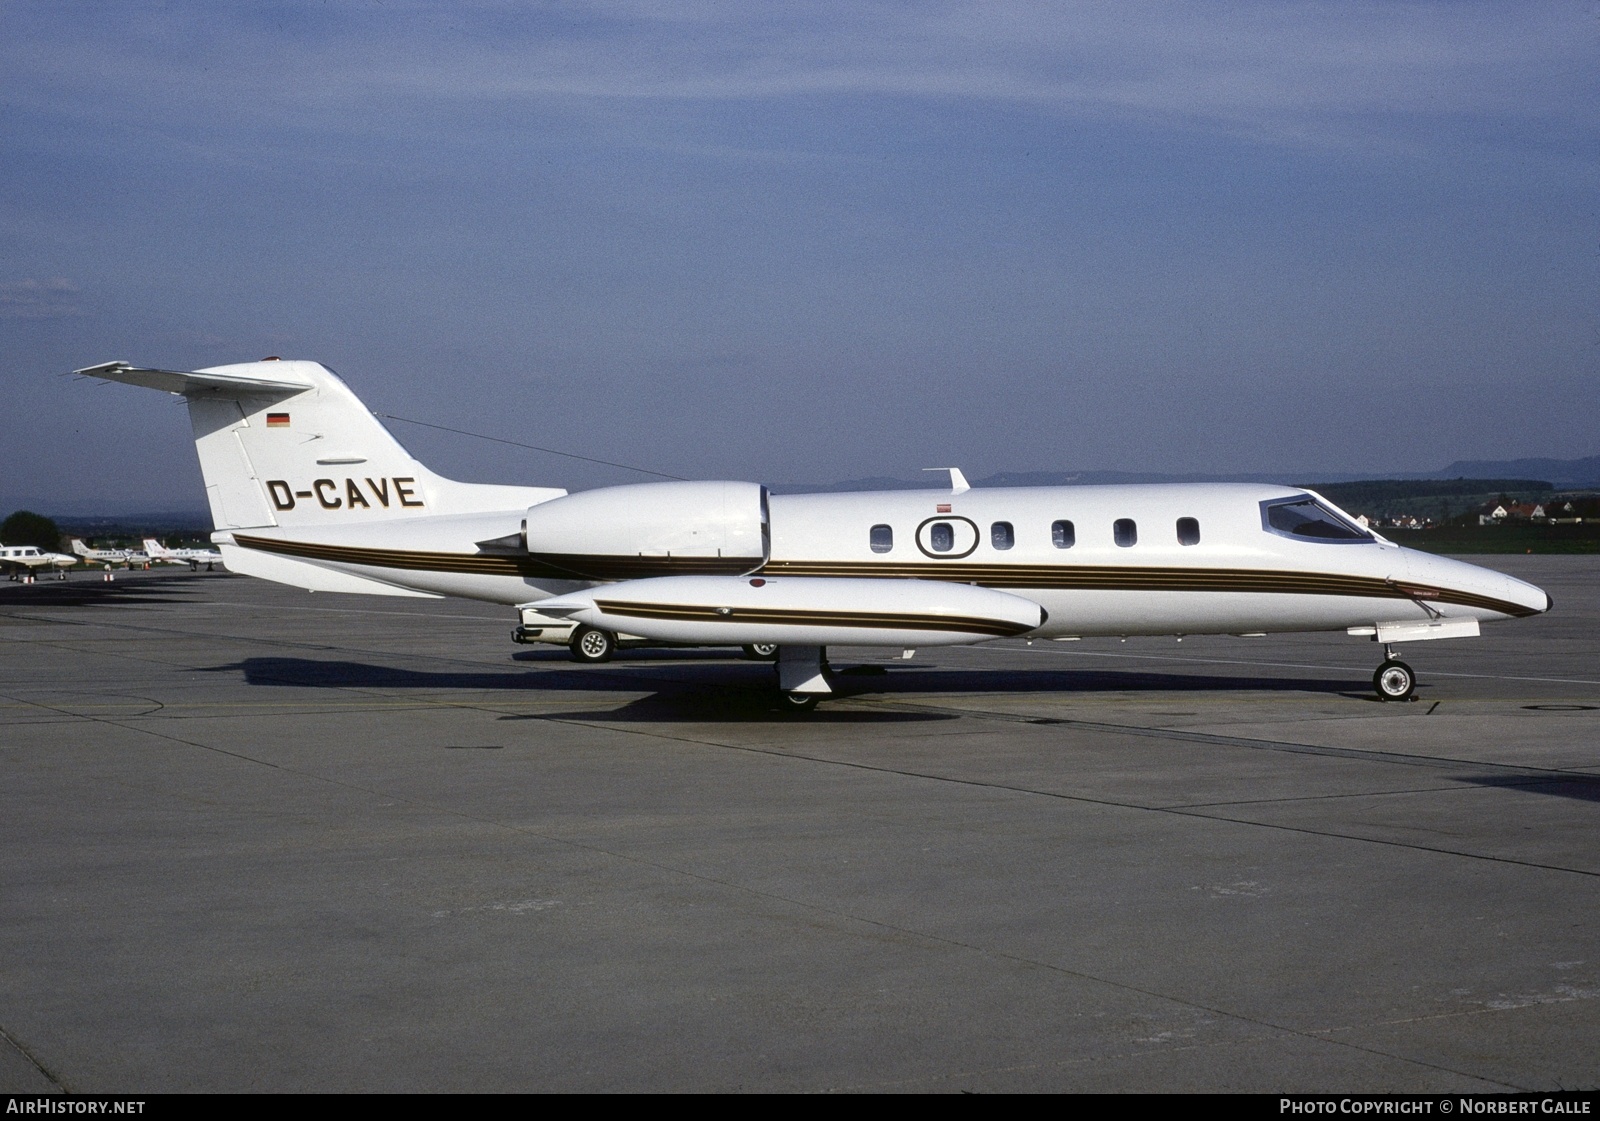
922 467 971 495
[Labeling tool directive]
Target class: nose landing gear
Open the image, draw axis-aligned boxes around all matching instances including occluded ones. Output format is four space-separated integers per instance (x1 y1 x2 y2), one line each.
1373 644 1417 701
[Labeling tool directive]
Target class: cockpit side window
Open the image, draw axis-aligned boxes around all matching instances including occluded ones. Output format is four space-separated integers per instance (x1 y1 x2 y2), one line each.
1261 496 1372 543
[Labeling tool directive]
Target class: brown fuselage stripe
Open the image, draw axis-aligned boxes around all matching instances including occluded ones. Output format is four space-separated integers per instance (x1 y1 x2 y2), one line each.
229 535 1539 618
592 600 1035 638
233 535 756 579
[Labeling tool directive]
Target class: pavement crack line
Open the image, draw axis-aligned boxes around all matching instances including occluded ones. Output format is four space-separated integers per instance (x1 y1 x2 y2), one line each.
6 694 1523 1092
2 608 724 691
822 1027 1506 1094
11 646 1596 883
998 641 1600 688
0 1020 69 1093
868 697 1599 779
538 708 1600 881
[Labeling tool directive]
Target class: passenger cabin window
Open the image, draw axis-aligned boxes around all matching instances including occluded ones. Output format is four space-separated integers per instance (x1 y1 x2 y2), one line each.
929 522 955 553
1051 520 1075 549
1262 497 1371 542
991 521 1014 550
1176 517 1200 546
1114 519 1137 547
869 524 893 553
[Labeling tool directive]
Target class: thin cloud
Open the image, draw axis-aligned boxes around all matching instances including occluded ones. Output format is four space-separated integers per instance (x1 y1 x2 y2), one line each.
1 2 1593 152
0 279 84 320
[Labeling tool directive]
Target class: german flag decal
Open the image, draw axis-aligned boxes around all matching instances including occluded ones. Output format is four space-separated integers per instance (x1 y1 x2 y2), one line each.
265 413 290 428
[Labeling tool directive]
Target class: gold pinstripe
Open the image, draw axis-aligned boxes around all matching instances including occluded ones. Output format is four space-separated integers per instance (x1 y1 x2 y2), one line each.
229 535 1539 618
591 600 1036 637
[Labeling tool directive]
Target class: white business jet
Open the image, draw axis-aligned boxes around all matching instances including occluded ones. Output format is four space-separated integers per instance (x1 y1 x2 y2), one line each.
75 359 1549 710
143 539 223 571
0 543 77 580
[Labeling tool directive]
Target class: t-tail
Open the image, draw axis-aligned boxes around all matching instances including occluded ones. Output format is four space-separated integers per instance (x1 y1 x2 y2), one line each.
77 360 562 530
75 360 567 595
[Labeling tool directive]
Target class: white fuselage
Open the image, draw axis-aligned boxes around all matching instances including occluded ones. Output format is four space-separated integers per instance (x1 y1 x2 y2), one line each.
144 540 223 567
73 358 1548 652
214 482 1548 638
70 541 148 566
0 545 76 572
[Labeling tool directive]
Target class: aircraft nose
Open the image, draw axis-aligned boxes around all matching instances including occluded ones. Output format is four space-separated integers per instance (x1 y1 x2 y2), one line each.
1407 551 1550 618
1501 572 1551 616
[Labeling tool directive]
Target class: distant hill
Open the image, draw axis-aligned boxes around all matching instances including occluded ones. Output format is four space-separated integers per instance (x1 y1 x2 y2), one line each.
1430 455 1600 489
774 469 1343 494
776 453 1600 494
1304 479 1553 506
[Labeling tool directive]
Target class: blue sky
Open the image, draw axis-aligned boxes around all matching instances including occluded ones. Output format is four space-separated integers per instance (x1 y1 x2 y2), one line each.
3 1 1596 510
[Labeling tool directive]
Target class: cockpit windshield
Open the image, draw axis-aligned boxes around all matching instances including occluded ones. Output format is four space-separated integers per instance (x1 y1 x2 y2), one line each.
1261 496 1372 543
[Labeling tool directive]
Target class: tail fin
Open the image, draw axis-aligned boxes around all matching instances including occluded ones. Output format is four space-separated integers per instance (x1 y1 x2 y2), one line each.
77 361 564 531
69 538 90 557
142 538 171 558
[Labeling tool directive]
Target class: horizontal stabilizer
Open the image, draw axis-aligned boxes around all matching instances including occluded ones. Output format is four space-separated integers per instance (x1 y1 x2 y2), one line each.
74 361 316 396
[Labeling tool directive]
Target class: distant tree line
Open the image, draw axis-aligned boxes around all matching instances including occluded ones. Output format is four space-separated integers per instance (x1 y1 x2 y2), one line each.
1301 479 1554 508
0 510 64 552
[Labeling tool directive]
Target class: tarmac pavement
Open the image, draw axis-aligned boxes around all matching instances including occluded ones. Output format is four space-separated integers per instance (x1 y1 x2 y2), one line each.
1 555 1596 1092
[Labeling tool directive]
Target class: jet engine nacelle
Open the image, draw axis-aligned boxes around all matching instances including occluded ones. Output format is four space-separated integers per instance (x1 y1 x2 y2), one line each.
521 481 767 579
535 575 1046 647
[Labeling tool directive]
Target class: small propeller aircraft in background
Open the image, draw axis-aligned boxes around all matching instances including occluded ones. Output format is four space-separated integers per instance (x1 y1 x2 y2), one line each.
0 543 77 581
75 359 1550 710
69 539 150 569
143 539 223 571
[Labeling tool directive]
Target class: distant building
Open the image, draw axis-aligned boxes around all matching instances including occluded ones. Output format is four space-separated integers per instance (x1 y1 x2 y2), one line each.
1478 501 1546 525
1544 495 1600 523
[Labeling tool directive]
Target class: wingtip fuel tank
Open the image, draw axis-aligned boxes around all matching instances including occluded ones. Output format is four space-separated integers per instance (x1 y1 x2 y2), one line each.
536 575 1046 648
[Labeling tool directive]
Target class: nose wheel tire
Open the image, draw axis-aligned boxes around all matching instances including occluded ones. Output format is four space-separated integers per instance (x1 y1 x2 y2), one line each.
570 626 617 663
1373 659 1416 701
742 643 779 660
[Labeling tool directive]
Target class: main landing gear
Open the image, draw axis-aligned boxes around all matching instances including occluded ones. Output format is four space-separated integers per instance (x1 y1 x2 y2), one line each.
779 690 820 712
1372 645 1417 702
569 625 617 663
774 645 830 713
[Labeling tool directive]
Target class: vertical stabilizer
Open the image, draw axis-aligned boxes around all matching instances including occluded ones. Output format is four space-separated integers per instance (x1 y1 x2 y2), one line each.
77 360 565 532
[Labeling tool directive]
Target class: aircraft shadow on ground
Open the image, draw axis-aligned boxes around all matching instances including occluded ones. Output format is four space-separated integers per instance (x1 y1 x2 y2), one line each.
215 657 954 723
1460 775 1600 804
507 686 962 724
0 573 210 608
215 656 642 692
216 656 1366 723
